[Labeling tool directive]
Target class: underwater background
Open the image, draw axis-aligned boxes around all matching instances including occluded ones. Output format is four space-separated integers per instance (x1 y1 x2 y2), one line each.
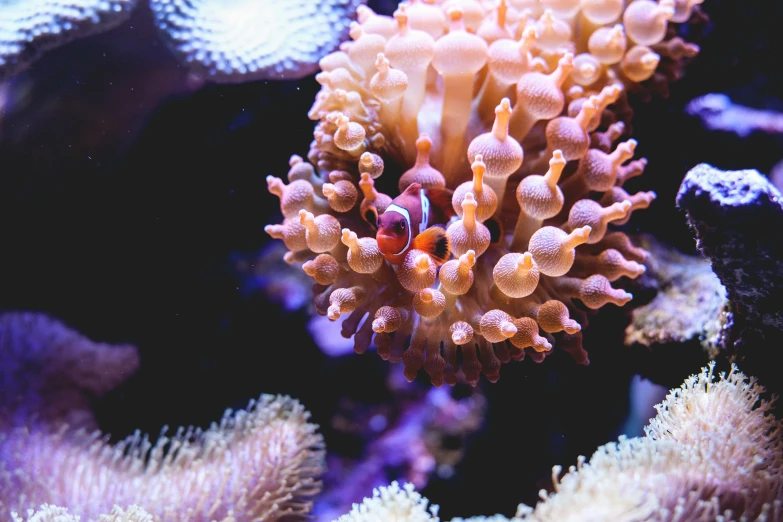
0 0 781 519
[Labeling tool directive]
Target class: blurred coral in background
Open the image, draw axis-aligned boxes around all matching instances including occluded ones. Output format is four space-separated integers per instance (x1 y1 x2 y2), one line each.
149 0 366 82
0 0 138 80
0 313 325 522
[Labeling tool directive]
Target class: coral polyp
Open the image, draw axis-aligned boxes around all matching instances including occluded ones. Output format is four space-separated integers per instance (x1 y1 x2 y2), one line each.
266 0 703 386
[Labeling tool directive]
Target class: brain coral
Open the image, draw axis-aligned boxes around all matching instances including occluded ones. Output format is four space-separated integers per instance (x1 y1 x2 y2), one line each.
265 0 704 386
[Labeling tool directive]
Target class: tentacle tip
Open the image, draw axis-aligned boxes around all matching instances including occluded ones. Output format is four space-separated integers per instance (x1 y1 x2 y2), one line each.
565 322 581 334
298 209 313 223
502 323 518 338
341 228 356 243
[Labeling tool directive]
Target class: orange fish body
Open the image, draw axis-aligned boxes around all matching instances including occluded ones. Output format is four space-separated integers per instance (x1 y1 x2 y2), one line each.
376 183 454 265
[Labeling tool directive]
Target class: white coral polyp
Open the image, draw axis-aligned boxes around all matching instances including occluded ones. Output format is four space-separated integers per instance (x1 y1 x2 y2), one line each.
335 481 439 522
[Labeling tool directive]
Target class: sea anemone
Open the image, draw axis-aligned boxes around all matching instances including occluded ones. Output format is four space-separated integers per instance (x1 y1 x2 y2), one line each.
265 0 704 385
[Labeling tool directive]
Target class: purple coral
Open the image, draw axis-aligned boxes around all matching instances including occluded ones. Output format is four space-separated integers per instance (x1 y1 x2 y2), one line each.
0 312 139 431
149 0 365 82
0 312 326 521
0 0 137 80
686 93 783 137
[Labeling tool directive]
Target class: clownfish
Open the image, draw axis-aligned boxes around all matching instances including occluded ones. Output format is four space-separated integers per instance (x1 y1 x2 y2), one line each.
376 183 455 265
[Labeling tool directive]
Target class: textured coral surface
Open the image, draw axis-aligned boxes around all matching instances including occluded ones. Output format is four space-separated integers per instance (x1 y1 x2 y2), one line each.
334 363 783 522
624 234 727 355
0 313 326 522
265 0 703 385
0 0 137 80
149 0 366 82
677 163 783 348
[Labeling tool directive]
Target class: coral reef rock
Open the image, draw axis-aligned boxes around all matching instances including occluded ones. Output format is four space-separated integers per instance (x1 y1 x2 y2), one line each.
676 163 783 357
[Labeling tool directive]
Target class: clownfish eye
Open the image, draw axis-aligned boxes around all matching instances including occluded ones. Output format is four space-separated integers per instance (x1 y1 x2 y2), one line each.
398 220 406 231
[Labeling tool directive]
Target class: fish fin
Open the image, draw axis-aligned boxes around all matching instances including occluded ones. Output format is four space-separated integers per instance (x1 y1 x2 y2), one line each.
413 226 451 266
424 187 457 220
402 182 422 198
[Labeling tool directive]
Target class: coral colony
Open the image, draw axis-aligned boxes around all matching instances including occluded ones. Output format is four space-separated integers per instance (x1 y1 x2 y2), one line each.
0 0 138 80
0 0 364 82
265 0 700 385
336 364 783 522
148 0 365 82
0 313 326 522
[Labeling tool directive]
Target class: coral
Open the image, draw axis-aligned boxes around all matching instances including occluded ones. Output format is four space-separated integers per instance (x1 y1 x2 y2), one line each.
334 481 440 522
149 0 365 82
315 372 486 521
12 504 153 522
0 0 137 80
676 164 783 354
0 312 139 431
624 234 727 356
517 362 783 522
265 0 704 385
0 312 326 522
686 93 783 137
335 363 783 522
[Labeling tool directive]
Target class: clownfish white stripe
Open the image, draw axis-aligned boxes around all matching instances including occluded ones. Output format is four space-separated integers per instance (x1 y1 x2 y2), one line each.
384 203 412 255
420 192 430 234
